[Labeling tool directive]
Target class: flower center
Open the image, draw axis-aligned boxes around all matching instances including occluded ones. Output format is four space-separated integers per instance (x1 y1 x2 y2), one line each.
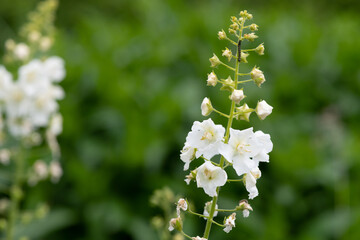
236 141 250 154
203 167 214 180
201 130 215 142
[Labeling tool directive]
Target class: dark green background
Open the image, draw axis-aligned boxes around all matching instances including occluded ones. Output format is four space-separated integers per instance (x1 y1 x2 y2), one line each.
1 0 360 239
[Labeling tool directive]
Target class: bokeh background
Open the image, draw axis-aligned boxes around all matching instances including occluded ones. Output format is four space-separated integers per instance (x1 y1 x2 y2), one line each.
1 0 360 239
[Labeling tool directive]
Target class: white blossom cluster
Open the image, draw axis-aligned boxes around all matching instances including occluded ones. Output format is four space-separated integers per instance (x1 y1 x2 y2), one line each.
0 57 65 137
181 118 272 199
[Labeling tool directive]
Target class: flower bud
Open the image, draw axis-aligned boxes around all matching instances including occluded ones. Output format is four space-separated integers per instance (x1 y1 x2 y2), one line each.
256 100 273 120
244 33 258 42
255 43 265 55
249 23 258 31
168 217 182 232
209 54 221 68
228 28 236 35
218 30 227 40
251 67 265 87
240 52 249 63
235 103 252 121
207 72 218 86
230 23 239 30
230 89 245 104
237 199 253 218
220 76 234 92
222 48 232 62
201 97 213 116
230 16 238 23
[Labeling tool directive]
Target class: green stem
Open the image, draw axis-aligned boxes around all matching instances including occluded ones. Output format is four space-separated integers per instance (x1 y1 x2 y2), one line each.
212 108 230 118
6 145 24 240
203 30 242 240
216 208 238 212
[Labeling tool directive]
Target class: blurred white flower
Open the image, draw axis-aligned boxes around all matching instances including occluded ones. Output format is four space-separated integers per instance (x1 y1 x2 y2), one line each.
185 118 225 160
176 198 188 216
14 43 30 60
196 161 227 197
34 160 48 179
0 66 13 100
49 161 63 183
43 56 65 82
49 114 63 136
219 128 260 176
18 59 48 96
0 149 11 165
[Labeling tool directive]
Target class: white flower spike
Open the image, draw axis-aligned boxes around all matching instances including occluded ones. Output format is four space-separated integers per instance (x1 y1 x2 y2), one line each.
196 161 227 197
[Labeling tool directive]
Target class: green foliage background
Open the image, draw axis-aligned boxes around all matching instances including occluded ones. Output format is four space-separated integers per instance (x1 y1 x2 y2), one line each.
1 0 360 239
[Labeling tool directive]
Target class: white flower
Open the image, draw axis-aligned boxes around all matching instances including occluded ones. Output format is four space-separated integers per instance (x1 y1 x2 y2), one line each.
256 100 273 120
4 82 30 118
207 72 217 87
49 161 63 183
0 66 13 100
14 43 30 60
196 161 227 197
185 118 225 159
49 114 63 136
223 213 236 233
219 128 260 176
201 97 213 116
0 149 11 165
34 160 48 179
180 145 196 171
230 89 245 104
7 116 33 137
252 131 273 164
203 201 218 219
192 237 207 240
43 56 66 82
244 167 261 199
18 59 48 96
176 198 188 216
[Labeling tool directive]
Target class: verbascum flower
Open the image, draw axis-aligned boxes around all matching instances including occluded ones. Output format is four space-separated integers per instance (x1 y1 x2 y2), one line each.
256 100 273 120
196 161 227 197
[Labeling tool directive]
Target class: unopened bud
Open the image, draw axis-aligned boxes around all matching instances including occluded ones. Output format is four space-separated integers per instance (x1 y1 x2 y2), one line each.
251 67 265 87
222 48 232 62
235 103 252 121
244 33 258 42
240 52 249 63
209 54 221 67
230 89 245 104
207 72 218 86
249 23 258 31
256 100 273 120
237 200 253 218
220 76 234 92
201 97 213 116
230 23 239 30
218 30 227 40
255 43 265 55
